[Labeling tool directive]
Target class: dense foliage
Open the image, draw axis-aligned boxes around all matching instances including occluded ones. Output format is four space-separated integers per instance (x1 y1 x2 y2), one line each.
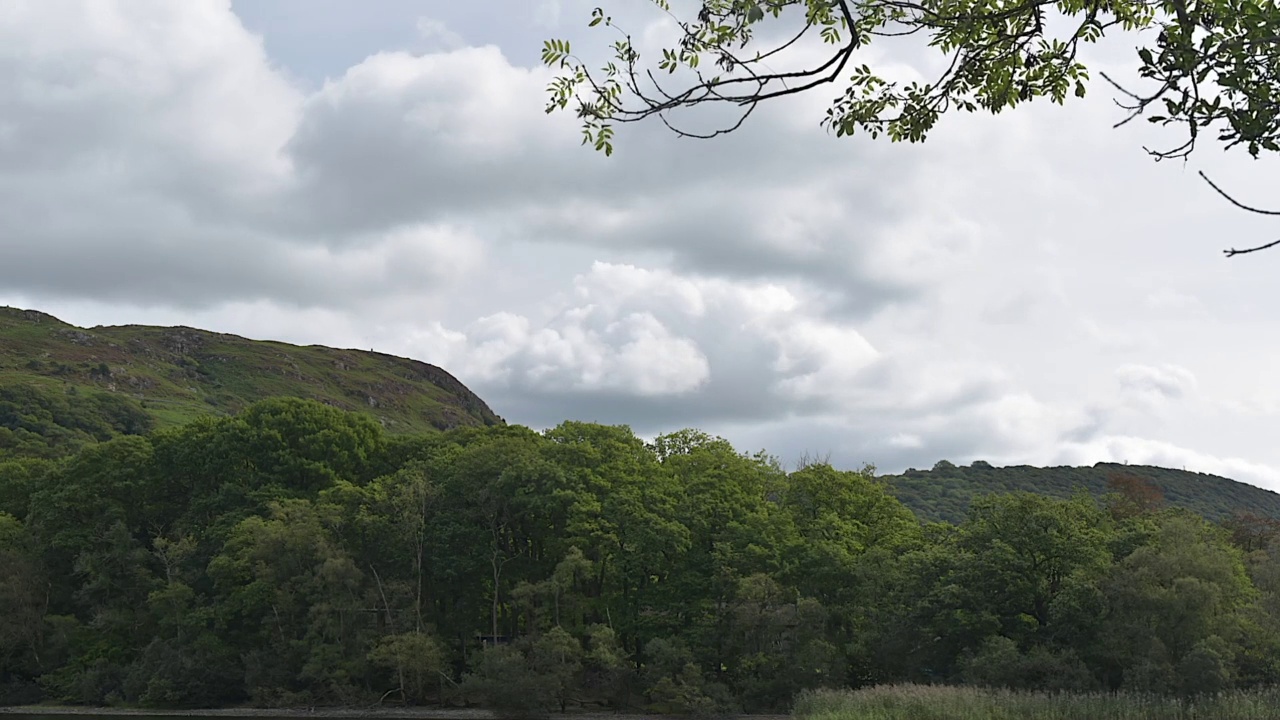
4 398 1280 713
885 460 1280 524
0 383 154 461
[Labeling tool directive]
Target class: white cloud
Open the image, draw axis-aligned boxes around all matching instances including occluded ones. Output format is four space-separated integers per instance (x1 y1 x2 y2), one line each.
415 17 465 51
1115 364 1198 404
3 0 1280 492
397 262 880 409
1056 436 1280 492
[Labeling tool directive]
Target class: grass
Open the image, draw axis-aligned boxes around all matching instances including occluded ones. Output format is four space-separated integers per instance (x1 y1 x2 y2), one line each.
0 305 502 439
792 685 1280 720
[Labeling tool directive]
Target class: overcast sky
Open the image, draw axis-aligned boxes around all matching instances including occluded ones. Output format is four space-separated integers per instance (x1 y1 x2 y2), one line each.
3 0 1279 487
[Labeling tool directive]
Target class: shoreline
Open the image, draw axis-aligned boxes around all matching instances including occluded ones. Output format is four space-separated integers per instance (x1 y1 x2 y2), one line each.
0 708 787 720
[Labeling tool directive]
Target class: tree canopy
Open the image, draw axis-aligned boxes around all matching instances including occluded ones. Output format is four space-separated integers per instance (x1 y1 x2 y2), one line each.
4 398 1280 710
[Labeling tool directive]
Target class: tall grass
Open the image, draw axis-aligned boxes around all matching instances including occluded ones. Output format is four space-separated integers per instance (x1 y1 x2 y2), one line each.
792 685 1280 720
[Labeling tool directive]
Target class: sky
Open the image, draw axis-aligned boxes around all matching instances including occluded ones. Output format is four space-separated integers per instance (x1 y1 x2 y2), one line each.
2 0 1279 487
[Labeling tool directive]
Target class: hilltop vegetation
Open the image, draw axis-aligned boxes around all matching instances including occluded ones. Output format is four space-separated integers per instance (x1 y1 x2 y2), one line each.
0 306 500 461
884 460 1280 524
3 398 1280 712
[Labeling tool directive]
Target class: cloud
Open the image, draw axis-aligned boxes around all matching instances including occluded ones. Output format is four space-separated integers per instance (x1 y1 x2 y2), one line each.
4 0 1280 493
415 17 465 51
393 262 885 428
443 308 712 396
0 0 956 320
0 7 547 311
1055 436 1280 492
1115 364 1198 404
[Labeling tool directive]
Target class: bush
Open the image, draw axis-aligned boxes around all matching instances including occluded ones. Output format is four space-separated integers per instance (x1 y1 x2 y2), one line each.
462 642 561 718
961 636 1097 692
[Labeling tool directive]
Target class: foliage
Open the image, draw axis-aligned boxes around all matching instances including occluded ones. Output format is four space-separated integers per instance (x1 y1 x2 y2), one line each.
6 394 1280 711
543 0 1280 162
0 305 501 465
883 461 1280 524
368 631 446 705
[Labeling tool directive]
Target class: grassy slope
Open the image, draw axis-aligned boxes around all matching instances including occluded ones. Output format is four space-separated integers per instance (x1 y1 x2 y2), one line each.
882 460 1280 523
0 306 502 436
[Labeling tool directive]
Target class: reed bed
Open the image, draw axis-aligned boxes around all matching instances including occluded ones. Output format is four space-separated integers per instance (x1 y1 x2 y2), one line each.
791 685 1280 720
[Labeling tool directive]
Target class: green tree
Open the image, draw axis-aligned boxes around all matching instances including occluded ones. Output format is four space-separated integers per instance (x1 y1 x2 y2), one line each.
650 429 787 676
639 636 735 714
780 462 919 596
0 513 45 698
207 499 366 703
722 574 845 710
462 629 585 717
891 494 1113 682
542 422 689 659
1097 513 1256 692
955 493 1112 641
368 631 447 705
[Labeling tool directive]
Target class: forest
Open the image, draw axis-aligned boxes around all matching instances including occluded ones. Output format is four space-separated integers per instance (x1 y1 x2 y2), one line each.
885 460 1280 524
3 396 1280 714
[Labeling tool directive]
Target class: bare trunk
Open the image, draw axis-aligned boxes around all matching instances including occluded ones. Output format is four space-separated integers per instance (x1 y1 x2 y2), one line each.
415 537 425 633
370 563 394 631
491 551 501 640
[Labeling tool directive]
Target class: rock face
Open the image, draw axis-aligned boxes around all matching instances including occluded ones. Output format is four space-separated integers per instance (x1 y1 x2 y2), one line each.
0 305 504 433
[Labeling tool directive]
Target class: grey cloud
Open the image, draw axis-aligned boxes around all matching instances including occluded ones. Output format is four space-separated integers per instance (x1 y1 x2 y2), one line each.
5 0 1280 490
272 46 934 312
1115 364 1197 402
0 193 478 309
0 1 939 325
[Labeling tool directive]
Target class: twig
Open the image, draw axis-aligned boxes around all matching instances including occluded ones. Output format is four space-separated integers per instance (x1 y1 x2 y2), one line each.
1200 171 1280 216
1224 239 1280 257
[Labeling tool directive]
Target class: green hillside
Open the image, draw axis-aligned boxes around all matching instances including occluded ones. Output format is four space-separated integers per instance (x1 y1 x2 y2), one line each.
6 304 1277 529
0 306 501 460
883 459 1280 523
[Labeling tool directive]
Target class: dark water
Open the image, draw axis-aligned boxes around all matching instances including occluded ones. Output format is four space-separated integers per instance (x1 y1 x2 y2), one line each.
1 707 499 712
4 712 204 717
0 712 381 717
6 712 235 717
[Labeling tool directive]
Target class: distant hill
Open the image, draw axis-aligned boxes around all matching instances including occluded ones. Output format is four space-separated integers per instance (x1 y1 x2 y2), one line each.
882 460 1280 523
8 307 1276 527
0 306 501 460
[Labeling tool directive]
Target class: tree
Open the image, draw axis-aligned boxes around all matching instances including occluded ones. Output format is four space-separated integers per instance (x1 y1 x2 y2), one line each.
1105 471 1166 520
207 499 366 703
461 629 585 717
0 514 45 683
871 493 1114 684
367 631 447 705
543 0 1280 254
1096 513 1255 691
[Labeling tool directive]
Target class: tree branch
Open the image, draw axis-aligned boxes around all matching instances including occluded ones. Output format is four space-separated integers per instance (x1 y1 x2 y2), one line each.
1200 171 1280 216
1224 238 1280 257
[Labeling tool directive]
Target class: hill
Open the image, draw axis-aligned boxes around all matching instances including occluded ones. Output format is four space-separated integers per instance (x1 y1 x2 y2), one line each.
882 459 1280 523
0 306 501 460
